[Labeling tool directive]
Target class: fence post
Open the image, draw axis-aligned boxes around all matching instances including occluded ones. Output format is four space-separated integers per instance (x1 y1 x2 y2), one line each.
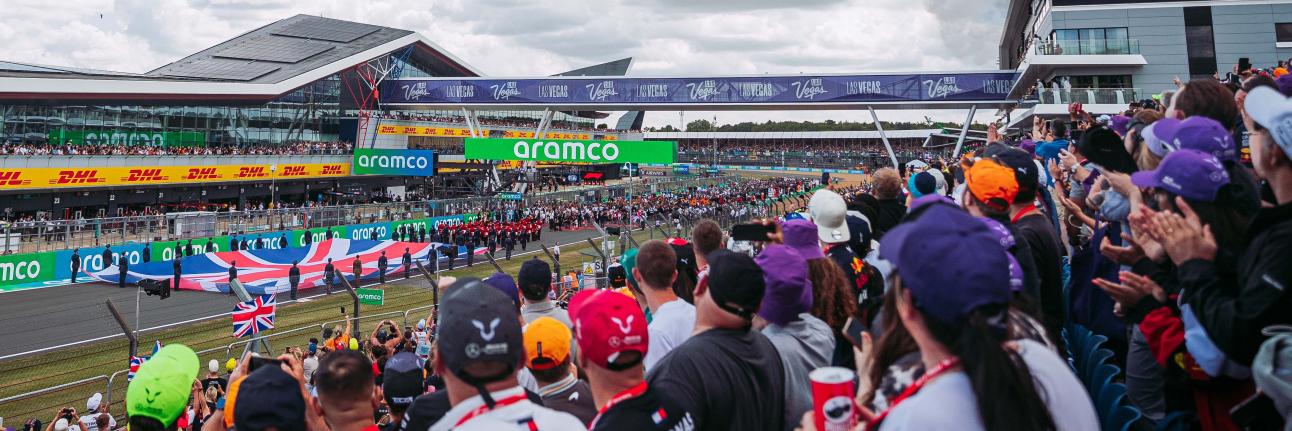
339 276 361 339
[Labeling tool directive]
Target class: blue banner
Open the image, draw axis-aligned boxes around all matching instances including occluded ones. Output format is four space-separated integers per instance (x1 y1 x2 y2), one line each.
380 72 1017 105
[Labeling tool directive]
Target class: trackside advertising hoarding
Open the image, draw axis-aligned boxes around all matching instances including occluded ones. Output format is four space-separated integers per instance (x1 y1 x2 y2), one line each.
464 138 676 164
353 149 437 176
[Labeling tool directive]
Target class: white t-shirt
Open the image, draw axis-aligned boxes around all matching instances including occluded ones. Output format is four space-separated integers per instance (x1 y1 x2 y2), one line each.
644 299 697 371
879 339 1098 431
429 386 584 431
78 413 113 431
302 355 318 383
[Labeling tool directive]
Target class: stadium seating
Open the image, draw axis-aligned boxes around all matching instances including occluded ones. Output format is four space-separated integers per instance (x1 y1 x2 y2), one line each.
1066 322 1145 431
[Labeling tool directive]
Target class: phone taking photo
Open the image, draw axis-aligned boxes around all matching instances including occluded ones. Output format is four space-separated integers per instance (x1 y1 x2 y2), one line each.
730 223 774 242
247 356 282 373
842 317 867 350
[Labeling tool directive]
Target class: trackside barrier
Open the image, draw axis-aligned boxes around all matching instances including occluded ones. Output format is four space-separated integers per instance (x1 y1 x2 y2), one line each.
0 375 108 424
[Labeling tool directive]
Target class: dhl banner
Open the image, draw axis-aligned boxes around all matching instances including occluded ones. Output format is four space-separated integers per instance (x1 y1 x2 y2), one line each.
0 163 350 190
375 125 483 138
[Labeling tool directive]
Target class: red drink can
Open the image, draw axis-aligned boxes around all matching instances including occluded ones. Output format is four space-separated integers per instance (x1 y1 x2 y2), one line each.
810 367 857 431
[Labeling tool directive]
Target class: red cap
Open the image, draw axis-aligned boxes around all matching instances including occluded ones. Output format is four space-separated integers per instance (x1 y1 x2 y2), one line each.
568 289 648 370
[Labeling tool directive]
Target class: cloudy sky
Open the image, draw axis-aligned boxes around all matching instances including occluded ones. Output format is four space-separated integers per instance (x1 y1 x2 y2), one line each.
0 0 1008 128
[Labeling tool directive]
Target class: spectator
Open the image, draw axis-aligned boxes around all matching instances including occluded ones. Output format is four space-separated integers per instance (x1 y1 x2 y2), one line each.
689 219 723 291
809 190 868 366
224 363 309 431
869 202 1096 430
303 339 319 392
648 249 785 431
427 280 583 430
517 259 570 328
569 288 695 430
753 244 834 430
991 147 1066 344
314 350 379 431
869 168 906 238
126 344 199 431
201 360 227 393
625 242 695 371
77 394 112 431
381 352 425 431
781 219 856 368
522 316 596 425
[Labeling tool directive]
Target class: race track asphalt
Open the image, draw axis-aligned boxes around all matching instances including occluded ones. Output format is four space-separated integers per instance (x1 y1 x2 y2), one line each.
0 227 612 357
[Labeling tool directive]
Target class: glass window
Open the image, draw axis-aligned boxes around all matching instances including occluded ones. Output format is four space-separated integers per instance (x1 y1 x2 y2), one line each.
1277 23 1292 43
1106 28 1129 54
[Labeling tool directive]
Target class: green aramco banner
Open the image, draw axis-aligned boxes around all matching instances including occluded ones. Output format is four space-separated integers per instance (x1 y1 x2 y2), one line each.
464 138 676 164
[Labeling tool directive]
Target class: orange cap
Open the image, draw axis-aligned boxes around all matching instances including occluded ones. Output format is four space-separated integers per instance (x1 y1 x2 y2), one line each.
965 159 1019 210
522 317 571 370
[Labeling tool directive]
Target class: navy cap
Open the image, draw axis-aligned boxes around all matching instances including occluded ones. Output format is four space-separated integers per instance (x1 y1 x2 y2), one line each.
482 272 520 308
231 366 306 431
705 249 766 320
382 352 425 408
436 281 524 385
517 259 551 291
879 204 1011 325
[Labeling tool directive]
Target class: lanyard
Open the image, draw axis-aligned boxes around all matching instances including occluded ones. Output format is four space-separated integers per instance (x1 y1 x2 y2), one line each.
590 382 649 429
453 393 529 428
869 357 961 427
1011 203 1039 224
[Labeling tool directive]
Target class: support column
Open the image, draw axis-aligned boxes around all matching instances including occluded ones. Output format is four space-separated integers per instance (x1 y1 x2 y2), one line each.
952 105 978 159
868 107 899 169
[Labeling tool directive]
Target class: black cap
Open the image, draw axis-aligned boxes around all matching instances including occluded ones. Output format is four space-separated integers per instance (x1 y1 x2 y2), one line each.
704 249 766 320
517 259 551 290
382 352 425 409
1078 126 1138 174
990 147 1040 203
231 366 306 431
607 263 627 287
435 281 523 385
845 213 872 251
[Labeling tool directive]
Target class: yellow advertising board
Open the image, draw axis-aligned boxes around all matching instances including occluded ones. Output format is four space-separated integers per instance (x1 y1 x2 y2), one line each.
375 125 483 138
542 132 592 140
0 163 351 190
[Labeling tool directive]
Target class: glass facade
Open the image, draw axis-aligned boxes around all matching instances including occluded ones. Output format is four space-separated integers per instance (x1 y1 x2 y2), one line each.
1048 27 1136 55
0 50 597 150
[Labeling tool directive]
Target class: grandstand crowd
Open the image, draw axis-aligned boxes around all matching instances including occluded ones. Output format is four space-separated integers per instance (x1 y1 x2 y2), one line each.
16 59 1292 431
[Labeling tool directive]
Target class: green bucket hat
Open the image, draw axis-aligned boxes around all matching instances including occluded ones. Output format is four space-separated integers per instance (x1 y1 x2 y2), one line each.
127 344 199 427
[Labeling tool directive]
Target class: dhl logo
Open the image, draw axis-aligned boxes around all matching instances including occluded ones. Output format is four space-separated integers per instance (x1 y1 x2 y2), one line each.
237 166 269 178
185 167 220 180
281 166 308 177
0 171 31 186
51 170 103 185
321 165 344 175
124 168 166 182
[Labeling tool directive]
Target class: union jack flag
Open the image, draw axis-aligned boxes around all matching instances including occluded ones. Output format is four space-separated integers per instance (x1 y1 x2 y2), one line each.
88 239 480 295
128 356 143 381
232 294 277 338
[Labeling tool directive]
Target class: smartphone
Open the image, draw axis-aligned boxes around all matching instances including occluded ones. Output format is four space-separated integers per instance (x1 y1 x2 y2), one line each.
247 356 282 373
842 317 867 349
340 306 345 315
730 223 774 242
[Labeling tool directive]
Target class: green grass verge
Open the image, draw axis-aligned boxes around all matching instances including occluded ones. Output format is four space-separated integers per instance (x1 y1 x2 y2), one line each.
0 231 654 423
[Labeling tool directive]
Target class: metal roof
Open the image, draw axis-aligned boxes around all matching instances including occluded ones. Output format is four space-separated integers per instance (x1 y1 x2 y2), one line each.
644 130 942 140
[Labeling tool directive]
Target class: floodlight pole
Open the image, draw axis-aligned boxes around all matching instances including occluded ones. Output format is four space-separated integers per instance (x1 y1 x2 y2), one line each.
952 105 979 158
106 299 137 358
868 107 899 169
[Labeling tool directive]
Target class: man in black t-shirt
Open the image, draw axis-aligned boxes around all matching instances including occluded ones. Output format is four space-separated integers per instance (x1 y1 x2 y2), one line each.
647 250 785 431
569 287 693 430
991 147 1067 343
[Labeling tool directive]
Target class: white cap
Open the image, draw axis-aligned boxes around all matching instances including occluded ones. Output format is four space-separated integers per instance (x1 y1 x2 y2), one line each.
209 359 219 373
808 189 849 244
1245 85 1292 156
86 392 102 411
54 418 69 431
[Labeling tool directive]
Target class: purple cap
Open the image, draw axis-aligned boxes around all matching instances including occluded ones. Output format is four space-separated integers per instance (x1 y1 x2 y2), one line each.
879 204 1011 325
1110 115 1132 136
1140 119 1179 158
755 245 812 327
781 219 825 260
1277 75 1292 97
1131 149 1230 202
1018 139 1037 156
978 218 1024 292
482 272 520 308
1158 116 1237 163
908 194 954 214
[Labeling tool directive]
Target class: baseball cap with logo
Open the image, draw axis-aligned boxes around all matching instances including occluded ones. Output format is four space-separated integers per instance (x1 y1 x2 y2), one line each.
1244 85 1292 155
126 344 200 427
568 289 648 370
964 158 1019 211
878 204 1012 326
382 352 425 409
1131 149 1230 202
435 280 524 385
808 189 850 244
523 316 572 370
1157 116 1237 163
1140 119 1181 158
704 249 767 320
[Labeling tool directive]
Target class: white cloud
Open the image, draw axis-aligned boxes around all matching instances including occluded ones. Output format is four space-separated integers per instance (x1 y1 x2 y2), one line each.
0 0 1009 127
